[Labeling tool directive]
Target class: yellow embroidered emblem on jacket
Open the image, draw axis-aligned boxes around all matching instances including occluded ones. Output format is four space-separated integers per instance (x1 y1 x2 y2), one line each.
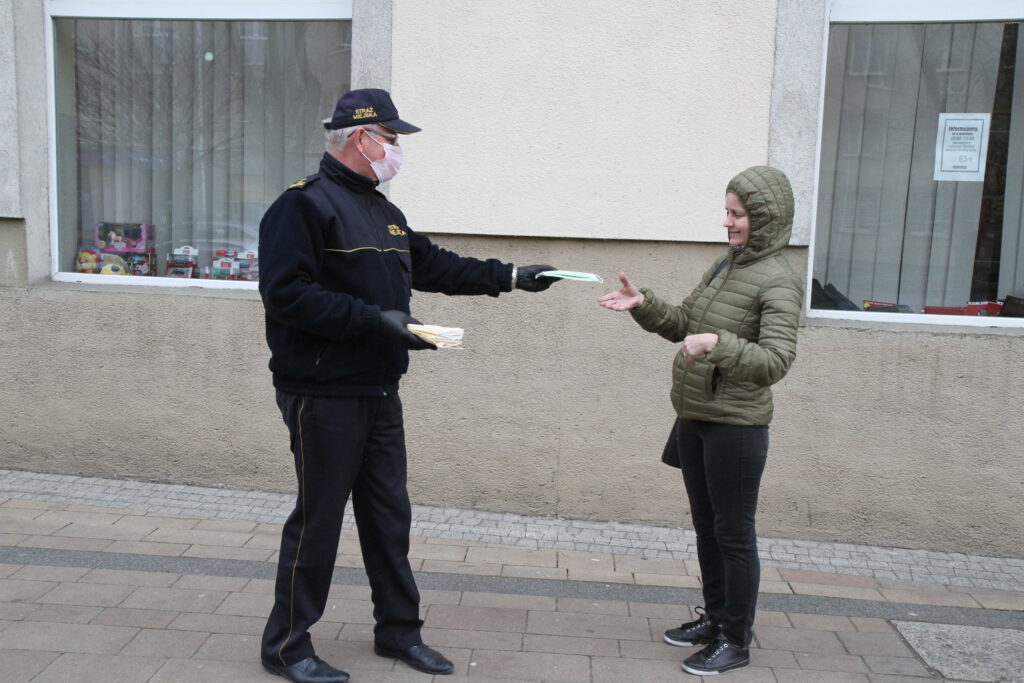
288 178 307 189
387 224 406 236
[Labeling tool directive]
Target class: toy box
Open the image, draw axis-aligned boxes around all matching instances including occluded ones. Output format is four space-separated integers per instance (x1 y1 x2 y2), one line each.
235 250 259 281
95 222 155 253
124 251 156 276
204 249 259 281
209 256 240 279
165 246 200 278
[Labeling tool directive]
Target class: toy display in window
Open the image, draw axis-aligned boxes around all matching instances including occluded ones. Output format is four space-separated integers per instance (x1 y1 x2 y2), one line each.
235 250 259 281
86 222 157 277
204 249 259 281
166 246 200 278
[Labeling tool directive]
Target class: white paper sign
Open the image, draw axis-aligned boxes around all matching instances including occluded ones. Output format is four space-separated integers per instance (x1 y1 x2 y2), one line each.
933 113 990 182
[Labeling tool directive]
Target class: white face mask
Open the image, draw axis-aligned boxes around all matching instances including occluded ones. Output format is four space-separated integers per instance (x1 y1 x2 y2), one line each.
361 130 403 182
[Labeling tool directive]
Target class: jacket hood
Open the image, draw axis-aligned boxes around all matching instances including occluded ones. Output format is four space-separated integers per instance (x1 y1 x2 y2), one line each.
726 166 794 264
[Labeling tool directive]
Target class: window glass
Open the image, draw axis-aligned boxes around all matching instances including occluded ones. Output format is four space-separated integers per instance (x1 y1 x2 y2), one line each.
812 21 1024 319
54 18 351 281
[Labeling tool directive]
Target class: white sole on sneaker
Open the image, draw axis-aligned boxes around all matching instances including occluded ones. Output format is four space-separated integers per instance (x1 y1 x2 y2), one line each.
681 659 749 676
664 634 705 647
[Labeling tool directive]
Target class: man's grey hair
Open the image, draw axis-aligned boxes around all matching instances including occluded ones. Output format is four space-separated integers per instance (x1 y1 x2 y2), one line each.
325 124 391 154
324 126 360 155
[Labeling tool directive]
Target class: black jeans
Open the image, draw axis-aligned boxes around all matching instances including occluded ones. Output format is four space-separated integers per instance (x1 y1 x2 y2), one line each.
262 390 423 667
674 418 768 647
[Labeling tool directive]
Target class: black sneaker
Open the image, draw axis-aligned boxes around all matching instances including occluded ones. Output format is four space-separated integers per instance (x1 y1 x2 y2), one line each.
681 635 749 676
664 607 719 647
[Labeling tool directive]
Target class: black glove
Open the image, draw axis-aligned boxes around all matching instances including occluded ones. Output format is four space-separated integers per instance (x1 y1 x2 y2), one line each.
379 310 436 350
515 264 559 292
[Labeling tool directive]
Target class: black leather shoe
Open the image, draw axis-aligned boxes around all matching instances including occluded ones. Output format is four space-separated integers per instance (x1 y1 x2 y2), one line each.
374 643 454 675
262 655 350 683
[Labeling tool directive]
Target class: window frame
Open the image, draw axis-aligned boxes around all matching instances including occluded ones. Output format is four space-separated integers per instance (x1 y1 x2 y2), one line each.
45 0 353 290
808 0 1024 328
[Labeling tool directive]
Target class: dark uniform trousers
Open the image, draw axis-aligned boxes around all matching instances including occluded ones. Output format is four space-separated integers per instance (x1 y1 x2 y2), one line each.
261 389 424 667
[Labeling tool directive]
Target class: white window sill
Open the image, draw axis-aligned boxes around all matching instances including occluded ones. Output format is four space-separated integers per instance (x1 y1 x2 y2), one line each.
806 308 1024 331
52 271 259 292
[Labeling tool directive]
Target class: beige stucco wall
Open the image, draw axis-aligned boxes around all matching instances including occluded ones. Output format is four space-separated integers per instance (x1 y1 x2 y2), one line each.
388 0 780 243
1 0 1022 559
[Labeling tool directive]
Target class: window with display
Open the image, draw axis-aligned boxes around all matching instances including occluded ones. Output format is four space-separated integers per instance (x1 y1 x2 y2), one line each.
52 11 351 285
812 12 1024 324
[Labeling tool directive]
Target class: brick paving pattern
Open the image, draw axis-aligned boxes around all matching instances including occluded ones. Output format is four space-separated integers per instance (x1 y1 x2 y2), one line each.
0 470 1021 682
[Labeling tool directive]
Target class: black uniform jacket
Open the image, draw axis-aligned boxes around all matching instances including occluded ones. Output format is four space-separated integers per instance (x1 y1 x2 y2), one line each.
259 153 513 396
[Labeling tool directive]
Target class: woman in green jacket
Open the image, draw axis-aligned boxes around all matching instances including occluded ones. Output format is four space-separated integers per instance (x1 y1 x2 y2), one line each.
599 166 803 676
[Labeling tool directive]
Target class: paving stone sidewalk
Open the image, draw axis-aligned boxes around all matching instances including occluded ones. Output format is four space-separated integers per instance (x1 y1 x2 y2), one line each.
1 469 1022 682
1 469 1022 592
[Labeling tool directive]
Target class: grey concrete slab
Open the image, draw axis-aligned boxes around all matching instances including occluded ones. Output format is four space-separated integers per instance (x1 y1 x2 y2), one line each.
119 585 230 613
149 657 270 683
0 620 138 654
420 625 523 651
469 649 591 682
37 581 136 607
0 577 57 602
32 653 164 683
526 611 652 640
894 621 1024 682
0 648 60 681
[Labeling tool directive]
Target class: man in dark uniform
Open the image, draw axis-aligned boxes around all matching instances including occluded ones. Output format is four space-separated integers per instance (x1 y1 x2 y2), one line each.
258 88 559 683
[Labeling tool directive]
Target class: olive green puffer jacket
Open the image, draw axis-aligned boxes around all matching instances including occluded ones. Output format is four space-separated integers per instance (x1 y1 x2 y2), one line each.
630 166 803 425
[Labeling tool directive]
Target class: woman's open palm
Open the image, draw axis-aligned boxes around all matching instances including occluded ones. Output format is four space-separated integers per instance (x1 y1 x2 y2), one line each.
598 272 644 311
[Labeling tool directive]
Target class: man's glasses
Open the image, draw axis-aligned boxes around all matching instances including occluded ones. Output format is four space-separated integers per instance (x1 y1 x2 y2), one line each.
365 128 399 144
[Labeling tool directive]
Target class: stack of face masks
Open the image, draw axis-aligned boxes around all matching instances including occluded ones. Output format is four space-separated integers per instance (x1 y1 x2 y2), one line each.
536 270 604 283
406 324 464 348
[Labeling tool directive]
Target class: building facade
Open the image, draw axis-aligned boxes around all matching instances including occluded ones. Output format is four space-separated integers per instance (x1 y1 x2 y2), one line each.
1 0 1021 556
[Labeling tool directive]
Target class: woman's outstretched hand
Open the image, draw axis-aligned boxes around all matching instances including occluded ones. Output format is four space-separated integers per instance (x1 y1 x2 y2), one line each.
598 272 645 311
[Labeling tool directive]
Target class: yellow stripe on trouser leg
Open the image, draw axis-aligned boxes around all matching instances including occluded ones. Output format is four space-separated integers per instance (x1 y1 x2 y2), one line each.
278 396 307 666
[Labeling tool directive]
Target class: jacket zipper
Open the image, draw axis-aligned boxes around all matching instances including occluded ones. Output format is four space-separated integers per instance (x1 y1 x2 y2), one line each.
694 252 734 333
363 195 399 306
690 252 735 400
363 194 395 397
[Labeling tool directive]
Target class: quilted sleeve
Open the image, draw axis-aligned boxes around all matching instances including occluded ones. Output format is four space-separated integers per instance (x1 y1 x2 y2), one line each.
630 288 693 343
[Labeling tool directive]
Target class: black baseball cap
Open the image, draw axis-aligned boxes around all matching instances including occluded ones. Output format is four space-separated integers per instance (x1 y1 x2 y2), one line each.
322 88 421 133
